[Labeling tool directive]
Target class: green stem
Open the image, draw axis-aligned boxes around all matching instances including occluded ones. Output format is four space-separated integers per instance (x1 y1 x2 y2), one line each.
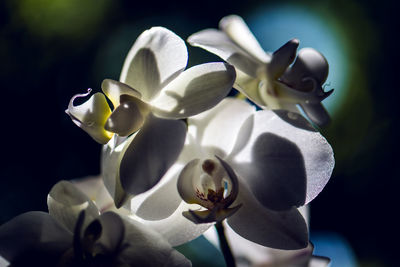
215 222 236 267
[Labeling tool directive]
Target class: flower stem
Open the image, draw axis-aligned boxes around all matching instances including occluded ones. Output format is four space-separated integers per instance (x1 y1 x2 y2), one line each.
215 221 236 267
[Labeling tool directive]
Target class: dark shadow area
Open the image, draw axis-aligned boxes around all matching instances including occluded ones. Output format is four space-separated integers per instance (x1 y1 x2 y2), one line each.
238 132 306 211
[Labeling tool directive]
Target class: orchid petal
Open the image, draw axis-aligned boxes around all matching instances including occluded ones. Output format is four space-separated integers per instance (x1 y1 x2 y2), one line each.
188 29 263 78
234 69 265 106
232 110 334 210
66 90 112 144
188 98 255 157
119 216 191 266
227 182 308 249
48 181 100 232
101 134 134 209
95 212 125 253
219 15 270 63
138 201 213 246
267 39 299 79
134 164 184 220
120 27 188 102
0 212 72 265
71 176 116 214
204 225 313 266
150 62 236 119
120 114 186 196
101 79 141 108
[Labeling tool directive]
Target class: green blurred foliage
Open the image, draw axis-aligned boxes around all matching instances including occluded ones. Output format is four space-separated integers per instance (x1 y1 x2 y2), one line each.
6 0 112 41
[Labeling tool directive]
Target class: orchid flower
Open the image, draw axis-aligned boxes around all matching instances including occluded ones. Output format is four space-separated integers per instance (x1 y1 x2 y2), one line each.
66 26 236 144
126 98 334 249
188 15 333 127
0 180 191 266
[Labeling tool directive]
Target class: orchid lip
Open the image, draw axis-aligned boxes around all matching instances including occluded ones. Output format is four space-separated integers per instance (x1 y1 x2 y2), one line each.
178 156 242 224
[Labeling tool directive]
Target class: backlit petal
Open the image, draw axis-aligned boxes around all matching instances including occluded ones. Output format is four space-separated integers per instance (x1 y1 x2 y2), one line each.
0 212 72 265
150 63 236 119
133 163 184 220
219 15 269 63
267 39 299 79
71 176 117 214
120 216 191 266
232 110 334 210
101 135 135 209
120 27 188 102
137 201 213 246
47 181 99 232
188 97 255 157
227 182 308 249
188 29 263 78
119 114 186 196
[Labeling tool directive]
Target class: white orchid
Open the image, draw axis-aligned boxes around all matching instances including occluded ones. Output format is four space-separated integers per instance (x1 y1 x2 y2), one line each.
0 179 191 267
125 98 334 249
188 15 333 127
66 26 236 144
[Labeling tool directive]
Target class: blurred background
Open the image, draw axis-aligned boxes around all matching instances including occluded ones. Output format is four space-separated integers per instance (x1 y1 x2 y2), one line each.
0 0 397 266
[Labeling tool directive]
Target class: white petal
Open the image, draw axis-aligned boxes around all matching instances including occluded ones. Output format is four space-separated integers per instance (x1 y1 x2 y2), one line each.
267 39 299 79
232 110 334 209
150 63 236 119
136 201 213 246
119 114 186 196
134 163 184 220
0 255 9 266
71 176 117 213
95 212 125 252
189 97 255 157
204 224 313 266
219 15 270 63
66 90 112 144
120 27 188 102
234 69 265 106
226 182 308 249
119 216 191 266
0 212 72 264
101 134 135 208
188 29 263 78
47 181 100 232
101 79 141 108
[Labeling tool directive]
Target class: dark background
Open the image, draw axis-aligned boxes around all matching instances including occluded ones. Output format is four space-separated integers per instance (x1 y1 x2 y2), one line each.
0 0 398 266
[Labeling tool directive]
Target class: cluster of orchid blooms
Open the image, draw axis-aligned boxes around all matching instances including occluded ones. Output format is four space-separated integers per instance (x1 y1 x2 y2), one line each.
0 15 335 267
